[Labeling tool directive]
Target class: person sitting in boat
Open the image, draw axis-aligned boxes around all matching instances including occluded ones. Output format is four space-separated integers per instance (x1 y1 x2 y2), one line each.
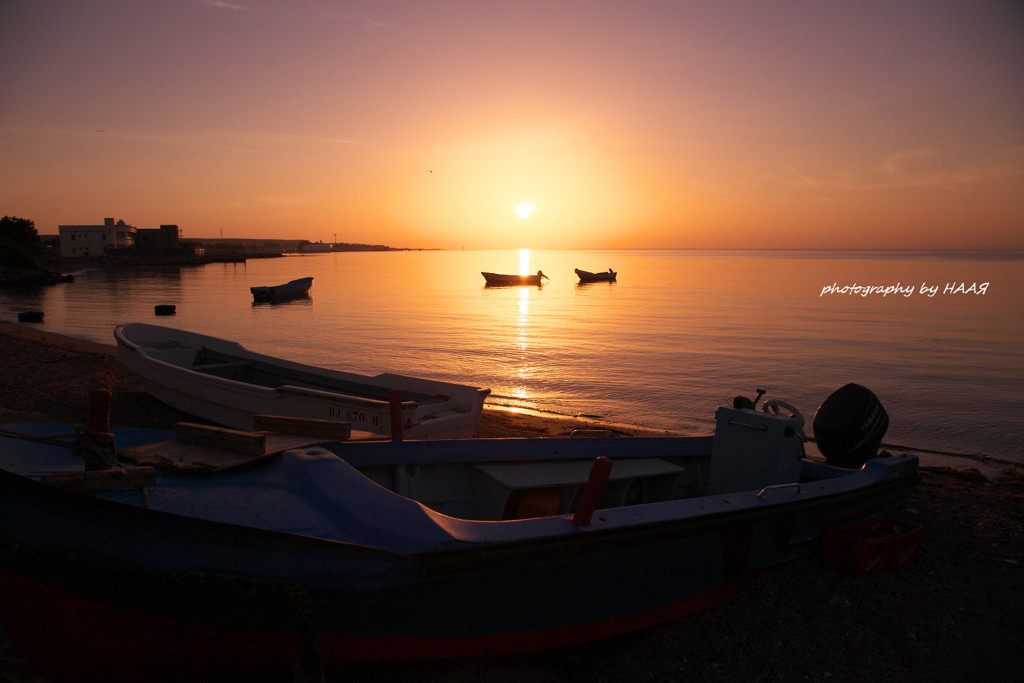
537 270 548 279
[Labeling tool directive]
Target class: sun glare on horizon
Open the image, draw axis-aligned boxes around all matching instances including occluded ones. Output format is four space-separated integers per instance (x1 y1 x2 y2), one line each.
514 203 536 219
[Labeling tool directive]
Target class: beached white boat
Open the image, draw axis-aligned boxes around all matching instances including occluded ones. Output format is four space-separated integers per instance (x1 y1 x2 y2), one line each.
114 323 490 438
249 276 313 301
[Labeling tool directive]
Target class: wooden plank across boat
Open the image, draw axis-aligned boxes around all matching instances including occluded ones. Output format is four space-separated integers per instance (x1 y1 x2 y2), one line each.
118 420 367 473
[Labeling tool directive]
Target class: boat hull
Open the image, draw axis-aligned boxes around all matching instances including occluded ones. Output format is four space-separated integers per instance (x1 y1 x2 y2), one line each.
114 323 489 438
0 562 749 682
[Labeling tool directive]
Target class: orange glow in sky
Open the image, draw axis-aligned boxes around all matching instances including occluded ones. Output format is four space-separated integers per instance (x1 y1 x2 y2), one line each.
1 1 1022 250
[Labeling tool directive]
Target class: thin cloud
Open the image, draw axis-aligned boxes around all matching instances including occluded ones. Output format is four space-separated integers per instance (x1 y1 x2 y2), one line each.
193 0 250 10
196 194 310 211
1 125 374 156
190 0 391 29
873 147 1023 190
765 147 1024 195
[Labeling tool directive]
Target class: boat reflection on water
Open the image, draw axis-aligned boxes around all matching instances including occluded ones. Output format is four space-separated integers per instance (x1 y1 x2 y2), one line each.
251 293 311 307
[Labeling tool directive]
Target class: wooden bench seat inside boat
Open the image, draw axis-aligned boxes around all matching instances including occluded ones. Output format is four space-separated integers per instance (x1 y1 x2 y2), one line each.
474 458 688 520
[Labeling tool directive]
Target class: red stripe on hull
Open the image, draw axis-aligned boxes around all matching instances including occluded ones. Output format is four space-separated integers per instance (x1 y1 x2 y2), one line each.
1 567 750 681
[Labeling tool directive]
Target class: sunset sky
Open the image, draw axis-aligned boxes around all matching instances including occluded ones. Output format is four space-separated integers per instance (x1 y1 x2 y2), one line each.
2 0 1022 250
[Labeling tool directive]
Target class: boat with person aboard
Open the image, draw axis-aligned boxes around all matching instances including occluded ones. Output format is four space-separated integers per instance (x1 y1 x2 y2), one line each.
0 383 918 682
575 268 617 282
482 270 548 286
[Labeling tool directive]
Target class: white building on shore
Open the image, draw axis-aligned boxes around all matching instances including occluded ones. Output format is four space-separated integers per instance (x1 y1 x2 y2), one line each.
58 217 136 259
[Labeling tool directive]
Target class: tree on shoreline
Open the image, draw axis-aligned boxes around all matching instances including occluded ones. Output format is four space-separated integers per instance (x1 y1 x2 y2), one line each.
0 216 54 268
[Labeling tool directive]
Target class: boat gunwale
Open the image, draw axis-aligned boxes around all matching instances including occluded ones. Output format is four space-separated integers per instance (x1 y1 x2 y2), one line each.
0 448 916 575
0 425 918 573
417 464 917 574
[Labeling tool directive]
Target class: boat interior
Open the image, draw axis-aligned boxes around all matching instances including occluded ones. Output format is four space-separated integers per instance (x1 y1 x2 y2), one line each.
333 439 715 521
177 347 448 405
321 404 811 522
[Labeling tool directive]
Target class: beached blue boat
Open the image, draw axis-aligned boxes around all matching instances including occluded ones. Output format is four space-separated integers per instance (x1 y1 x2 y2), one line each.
0 385 916 682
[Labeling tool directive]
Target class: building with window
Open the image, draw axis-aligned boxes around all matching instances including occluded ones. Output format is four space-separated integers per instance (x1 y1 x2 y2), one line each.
58 217 136 259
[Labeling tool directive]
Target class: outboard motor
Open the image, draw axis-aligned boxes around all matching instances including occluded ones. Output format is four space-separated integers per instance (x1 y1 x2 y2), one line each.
812 383 889 469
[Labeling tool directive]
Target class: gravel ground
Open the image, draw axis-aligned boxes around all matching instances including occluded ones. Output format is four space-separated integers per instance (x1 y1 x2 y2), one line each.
1 322 1021 682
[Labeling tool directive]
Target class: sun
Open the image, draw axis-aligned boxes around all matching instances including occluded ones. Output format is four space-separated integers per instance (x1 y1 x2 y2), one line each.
514 203 536 219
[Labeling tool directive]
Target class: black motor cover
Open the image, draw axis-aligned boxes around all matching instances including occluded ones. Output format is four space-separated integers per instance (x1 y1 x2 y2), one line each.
812 383 889 468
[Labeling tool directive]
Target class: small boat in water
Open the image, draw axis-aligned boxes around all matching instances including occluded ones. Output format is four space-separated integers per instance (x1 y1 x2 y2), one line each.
482 270 548 286
113 323 490 439
249 276 313 301
0 384 917 682
575 268 617 282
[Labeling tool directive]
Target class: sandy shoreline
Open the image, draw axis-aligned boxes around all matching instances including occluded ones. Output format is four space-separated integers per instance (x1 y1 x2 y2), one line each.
1 321 1022 682
0 321 1014 474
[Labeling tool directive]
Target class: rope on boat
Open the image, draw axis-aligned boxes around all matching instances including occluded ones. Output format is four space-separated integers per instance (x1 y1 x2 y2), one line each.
71 424 118 469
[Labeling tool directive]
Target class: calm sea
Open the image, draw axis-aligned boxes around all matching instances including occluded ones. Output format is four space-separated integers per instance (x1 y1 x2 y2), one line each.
3 249 1022 467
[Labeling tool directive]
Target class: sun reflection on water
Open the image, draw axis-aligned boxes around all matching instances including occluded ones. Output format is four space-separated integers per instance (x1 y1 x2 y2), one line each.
511 284 533 399
518 248 531 276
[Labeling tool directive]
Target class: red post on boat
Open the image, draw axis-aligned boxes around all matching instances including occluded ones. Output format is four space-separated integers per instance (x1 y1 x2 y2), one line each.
86 388 112 470
388 390 404 442
571 456 613 527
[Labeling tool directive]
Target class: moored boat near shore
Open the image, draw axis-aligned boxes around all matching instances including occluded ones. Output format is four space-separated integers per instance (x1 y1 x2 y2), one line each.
0 385 919 682
249 276 313 301
482 270 548 286
113 322 490 439
575 268 617 282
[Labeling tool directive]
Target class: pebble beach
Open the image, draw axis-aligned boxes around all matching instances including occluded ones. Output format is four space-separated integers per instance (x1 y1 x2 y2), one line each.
0 322 1021 682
